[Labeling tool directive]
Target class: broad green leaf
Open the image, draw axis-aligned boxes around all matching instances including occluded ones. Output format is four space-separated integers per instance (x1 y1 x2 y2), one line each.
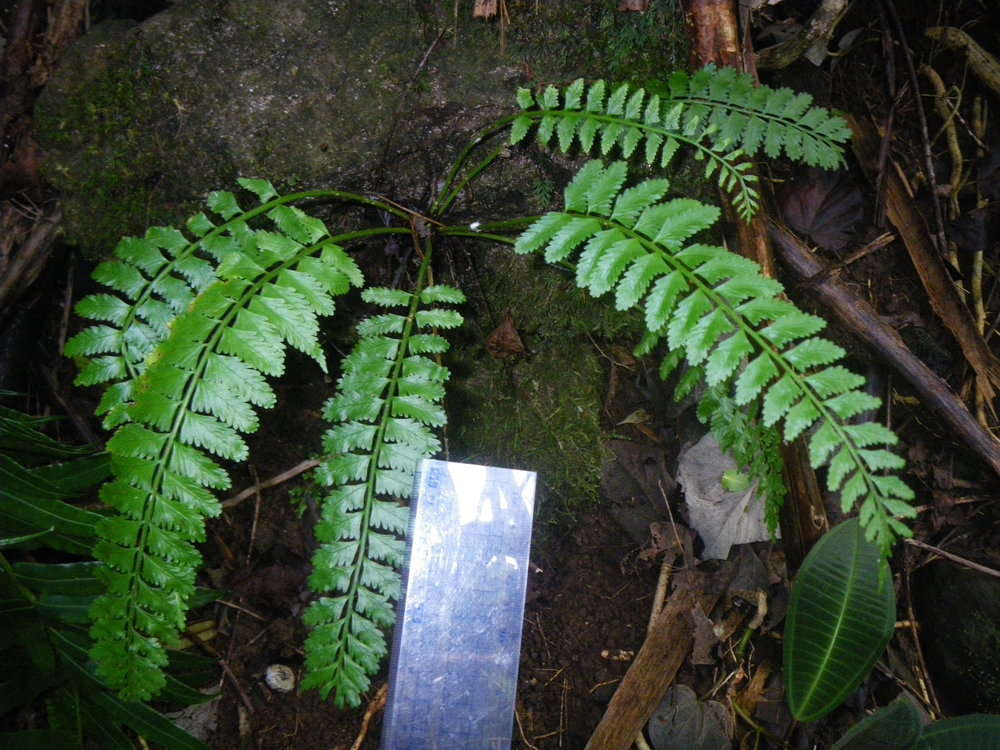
915 715 1000 750
784 518 895 722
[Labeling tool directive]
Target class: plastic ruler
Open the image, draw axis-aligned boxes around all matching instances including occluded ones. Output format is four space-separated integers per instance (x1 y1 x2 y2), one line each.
379 459 537 750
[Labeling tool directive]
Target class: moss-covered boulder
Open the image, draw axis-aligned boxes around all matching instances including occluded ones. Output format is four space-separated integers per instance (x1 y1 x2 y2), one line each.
34 0 686 253
36 0 687 506
447 244 645 520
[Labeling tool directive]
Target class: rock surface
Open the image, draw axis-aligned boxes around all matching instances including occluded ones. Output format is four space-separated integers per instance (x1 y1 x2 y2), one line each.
34 0 686 252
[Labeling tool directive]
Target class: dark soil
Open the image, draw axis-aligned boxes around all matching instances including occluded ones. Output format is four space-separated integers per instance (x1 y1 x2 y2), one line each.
197 347 666 750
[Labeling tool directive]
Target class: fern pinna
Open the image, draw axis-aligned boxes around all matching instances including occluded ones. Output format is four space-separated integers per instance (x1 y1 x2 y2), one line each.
515 161 915 555
510 66 852 221
302 273 464 707
64 179 393 700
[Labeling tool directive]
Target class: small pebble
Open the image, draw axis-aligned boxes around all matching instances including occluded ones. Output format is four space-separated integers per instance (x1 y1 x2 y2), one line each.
265 664 296 693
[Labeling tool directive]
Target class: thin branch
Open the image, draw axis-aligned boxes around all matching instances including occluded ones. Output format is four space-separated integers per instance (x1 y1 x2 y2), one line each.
905 537 1000 579
222 459 320 509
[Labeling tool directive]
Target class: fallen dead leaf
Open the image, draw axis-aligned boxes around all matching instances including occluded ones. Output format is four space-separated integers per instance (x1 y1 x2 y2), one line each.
689 603 719 665
779 166 863 252
677 432 774 560
485 313 525 359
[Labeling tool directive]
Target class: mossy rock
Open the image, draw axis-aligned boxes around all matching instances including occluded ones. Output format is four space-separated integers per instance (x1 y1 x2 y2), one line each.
33 20 178 252
446 244 644 522
34 0 687 254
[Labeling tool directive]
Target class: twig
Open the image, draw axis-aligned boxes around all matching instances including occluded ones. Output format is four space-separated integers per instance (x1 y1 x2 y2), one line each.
648 551 673 636
222 459 320 509
216 599 267 621
349 682 387 750
769 216 1000 478
0 204 61 326
246 465 261 564
902 567 941 717
515 706 540 750
37 364 100 446
220 657 255 716
648 481 681 635
880 0 949 255
904 537 1000 579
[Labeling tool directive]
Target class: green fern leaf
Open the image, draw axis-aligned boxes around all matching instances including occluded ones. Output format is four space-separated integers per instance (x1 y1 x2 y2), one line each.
564 78 585 109
615 253 669 311
576 229 623 288
70 186 373 701
515 160 913 556
589 239 645 297
302 278 462 707
610 179 671 225
514 212 571 255
510 67 849 222
685 309 734 365
546 217 604 263
645 271 688 332
705 331 752 386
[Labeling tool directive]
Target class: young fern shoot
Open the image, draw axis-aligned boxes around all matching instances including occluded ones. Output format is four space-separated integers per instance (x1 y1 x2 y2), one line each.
515 161 915 555
303 274 465 708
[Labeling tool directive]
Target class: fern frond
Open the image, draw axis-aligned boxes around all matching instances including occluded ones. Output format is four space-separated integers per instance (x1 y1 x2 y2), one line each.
511 66 850 221
76 183 368 701
516 161 914 556
302 275 464 708
697 385 786 533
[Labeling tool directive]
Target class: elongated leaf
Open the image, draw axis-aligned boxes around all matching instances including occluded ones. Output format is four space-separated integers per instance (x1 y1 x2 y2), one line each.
831 697 923 750
784 518 896 721
916 715 1000 750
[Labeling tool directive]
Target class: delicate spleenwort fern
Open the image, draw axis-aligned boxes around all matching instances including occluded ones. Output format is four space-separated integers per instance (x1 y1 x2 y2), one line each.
65 179 377 700
697 383 787 533
65 67 908 708
514 161 915 555
510 65 852 220
302 274 464 707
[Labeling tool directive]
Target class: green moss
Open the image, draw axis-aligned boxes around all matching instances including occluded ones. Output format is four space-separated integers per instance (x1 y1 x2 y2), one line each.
495 0 688 83
35 23 182 255
447 245 636 523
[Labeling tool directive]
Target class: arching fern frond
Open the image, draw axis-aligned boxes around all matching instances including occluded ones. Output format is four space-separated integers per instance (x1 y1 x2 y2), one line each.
302 273 464 708
516 161 914 556
510 66 851 221
75 182 374 701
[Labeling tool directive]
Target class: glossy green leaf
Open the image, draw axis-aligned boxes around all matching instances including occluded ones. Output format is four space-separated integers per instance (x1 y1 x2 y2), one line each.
784 518 896 721
915 714 1000 750
831 696 922 750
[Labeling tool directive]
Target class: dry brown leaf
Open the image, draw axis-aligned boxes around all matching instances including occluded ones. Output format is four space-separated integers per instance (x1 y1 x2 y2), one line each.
485 313 524 359
473 0 498 18
689 603 719 665
779 167 862 252
733 661 772 716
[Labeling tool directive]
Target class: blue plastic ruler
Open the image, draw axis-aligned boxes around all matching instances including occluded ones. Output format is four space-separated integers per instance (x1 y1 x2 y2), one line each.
380 459 537 750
